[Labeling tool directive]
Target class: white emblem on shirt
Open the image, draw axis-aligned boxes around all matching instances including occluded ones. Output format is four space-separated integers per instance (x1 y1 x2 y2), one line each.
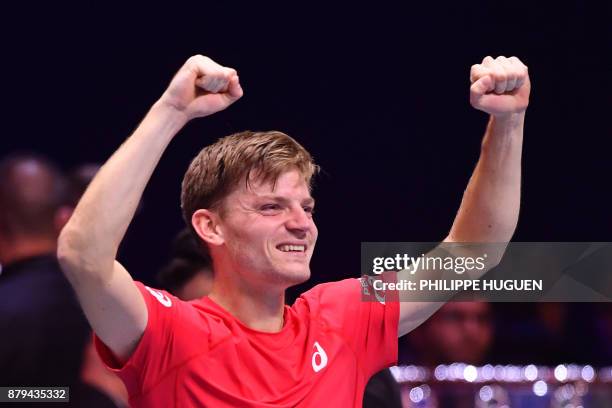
312 341 328 373
145 286 172 307
360 276 386 305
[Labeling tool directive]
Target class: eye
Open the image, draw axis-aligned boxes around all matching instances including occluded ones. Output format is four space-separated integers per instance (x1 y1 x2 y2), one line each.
303 206 315 215
260 203 282 214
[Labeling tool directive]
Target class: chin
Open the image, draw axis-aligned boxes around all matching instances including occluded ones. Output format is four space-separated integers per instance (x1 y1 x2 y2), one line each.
279 267 311 287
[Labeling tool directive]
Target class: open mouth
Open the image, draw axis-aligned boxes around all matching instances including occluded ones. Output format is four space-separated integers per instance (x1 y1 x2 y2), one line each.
276 244 307 253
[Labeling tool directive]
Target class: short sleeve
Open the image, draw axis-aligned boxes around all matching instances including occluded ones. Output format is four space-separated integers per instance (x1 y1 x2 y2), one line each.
302 277 399 378
94 281 189 394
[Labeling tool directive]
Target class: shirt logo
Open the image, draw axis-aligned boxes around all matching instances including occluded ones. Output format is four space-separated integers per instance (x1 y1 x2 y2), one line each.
145 286 172 307
360 276 386 305
311 341 328 373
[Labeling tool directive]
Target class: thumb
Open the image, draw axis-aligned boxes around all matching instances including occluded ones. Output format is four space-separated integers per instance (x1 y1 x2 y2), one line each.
170 66 197 92
470 75 494 106
225 75 243 102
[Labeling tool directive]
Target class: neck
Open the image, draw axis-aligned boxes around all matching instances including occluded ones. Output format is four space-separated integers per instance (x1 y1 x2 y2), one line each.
0 236 57 266
208 274 286 333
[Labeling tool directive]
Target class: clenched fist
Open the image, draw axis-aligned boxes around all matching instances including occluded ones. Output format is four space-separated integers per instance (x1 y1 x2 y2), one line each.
159 55 243 120
470 56 530 117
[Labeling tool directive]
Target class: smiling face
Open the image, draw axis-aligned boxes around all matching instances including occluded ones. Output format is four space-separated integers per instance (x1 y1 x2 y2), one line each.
211 168 318 288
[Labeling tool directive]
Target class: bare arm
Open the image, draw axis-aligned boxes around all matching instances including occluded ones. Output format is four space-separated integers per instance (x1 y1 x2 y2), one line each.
445 55 529 245
57 55 243 361
398 56 530 336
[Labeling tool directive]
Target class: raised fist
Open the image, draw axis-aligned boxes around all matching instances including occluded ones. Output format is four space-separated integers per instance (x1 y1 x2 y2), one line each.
159 55 243 120
470 56 530 117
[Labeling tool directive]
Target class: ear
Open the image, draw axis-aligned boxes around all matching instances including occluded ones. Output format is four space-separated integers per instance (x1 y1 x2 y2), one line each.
192 209 225 246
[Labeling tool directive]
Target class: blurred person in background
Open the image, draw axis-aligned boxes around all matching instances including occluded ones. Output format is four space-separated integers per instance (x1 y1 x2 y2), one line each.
400 301 494 366
363 368 403 408
156 228 213 300
0 154 116 406
395 302 494 408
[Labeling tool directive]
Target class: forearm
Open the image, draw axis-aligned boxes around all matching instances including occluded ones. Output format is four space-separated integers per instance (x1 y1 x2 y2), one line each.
59 102 187 278
399 56 529 336
446 113 524 244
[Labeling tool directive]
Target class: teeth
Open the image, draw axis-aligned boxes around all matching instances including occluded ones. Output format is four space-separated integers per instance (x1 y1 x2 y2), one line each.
279 245 305 252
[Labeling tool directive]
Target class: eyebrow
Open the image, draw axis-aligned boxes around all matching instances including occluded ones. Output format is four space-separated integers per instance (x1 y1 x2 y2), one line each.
255 195 315 206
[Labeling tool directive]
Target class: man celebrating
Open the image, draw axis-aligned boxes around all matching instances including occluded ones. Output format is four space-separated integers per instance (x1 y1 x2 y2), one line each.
58 54 529 406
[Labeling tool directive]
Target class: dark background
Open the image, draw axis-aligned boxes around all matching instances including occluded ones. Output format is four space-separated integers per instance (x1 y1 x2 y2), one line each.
3 1 611 363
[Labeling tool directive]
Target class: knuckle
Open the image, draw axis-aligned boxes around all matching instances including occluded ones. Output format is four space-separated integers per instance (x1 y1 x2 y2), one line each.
189 54 205 63
186 55 211 71
493 70 507 82
512 56 527 68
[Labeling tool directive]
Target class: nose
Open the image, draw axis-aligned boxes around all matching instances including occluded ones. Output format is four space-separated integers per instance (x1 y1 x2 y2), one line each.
285 206 312 236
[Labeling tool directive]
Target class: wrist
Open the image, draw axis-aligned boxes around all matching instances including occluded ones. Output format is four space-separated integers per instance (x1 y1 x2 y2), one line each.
482 112 525 152
152 98 190 126
148 100 190 133
491 111 525 128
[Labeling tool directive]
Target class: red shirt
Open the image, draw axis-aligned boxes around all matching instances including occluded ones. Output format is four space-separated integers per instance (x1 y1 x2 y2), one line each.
95 278 398 407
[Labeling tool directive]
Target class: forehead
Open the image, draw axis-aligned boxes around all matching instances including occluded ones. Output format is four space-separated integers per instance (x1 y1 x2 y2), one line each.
231 169 313 201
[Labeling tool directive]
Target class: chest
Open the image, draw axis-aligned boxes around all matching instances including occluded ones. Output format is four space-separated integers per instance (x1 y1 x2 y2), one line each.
176 324 362 405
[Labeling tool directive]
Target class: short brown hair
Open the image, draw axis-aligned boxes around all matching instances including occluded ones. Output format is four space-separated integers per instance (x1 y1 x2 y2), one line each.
181 130 319 229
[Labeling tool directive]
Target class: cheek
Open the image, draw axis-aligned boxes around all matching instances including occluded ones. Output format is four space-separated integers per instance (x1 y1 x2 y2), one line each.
223 226 258 259
223 216 259 242
311 220 319 239
229 226 272 257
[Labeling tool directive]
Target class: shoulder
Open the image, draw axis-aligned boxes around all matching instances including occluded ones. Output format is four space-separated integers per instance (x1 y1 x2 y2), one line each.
299 278 361 304
292 278 362 322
